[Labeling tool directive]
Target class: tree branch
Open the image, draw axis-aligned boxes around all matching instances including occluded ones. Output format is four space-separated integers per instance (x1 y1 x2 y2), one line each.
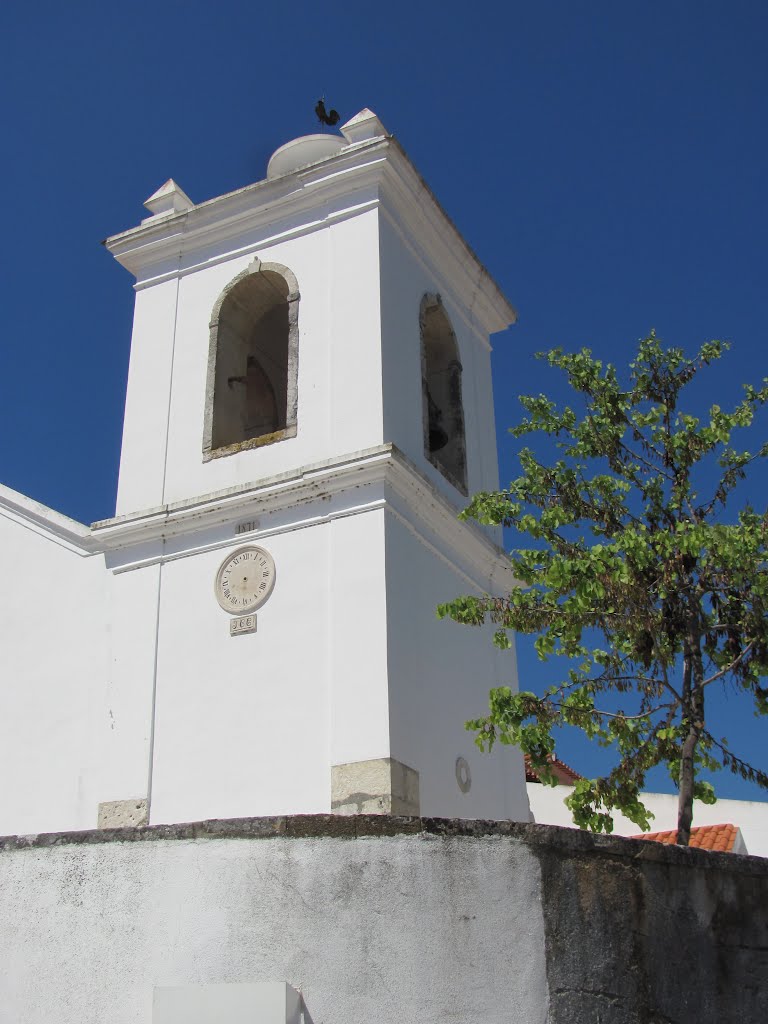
701 639 757 688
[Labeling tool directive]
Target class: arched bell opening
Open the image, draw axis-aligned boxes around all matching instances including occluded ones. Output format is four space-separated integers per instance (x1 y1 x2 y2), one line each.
420 294 467 494
203 259 299 460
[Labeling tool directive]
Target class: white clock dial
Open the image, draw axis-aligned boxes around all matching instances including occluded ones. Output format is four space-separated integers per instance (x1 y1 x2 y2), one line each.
215 546 276 614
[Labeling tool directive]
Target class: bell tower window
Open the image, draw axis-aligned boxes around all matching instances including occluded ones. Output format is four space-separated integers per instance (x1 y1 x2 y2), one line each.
203 259 299 460
420 293 467 494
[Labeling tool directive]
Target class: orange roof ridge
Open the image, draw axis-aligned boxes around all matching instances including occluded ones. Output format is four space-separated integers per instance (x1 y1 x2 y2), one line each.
632 823 740 853
525 753 583 785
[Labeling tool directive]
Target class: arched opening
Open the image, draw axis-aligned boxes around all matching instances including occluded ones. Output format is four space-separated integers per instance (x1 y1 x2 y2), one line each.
203 259 299 459
420 294 467 493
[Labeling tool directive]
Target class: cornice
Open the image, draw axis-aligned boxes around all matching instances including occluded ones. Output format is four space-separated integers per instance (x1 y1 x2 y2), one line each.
90 446 519 592
104 141 390 282
104 137 516 336
0 483 96 556
91 447 393 547
379 143 517 335
0 451 517 591
384 450 520 594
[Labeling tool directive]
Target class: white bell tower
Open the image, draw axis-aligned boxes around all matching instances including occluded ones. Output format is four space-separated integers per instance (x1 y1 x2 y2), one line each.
96 109 529 825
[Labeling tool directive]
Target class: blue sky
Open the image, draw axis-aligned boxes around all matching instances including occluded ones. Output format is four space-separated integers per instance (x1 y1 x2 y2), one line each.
2 1 766 801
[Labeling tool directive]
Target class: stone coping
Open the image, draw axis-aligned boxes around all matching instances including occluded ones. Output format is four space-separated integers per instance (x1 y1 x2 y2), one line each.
1 815 765 875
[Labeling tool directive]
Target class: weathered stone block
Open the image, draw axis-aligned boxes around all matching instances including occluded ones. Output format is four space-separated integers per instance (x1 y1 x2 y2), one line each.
331 757 420 815
97 798 148 829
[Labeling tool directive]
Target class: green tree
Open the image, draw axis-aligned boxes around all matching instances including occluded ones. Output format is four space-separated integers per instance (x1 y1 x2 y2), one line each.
439 334 768 845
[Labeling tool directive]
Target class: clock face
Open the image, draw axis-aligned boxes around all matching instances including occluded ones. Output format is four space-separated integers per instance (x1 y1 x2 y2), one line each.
214 546 276 614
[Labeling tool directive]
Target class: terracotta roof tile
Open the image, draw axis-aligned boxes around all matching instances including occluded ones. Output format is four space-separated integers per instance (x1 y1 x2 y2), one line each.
524 754 582 785
632 822 740 852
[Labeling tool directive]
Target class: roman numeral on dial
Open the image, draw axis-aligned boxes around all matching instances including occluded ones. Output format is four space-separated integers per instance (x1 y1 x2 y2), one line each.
215 546 276 616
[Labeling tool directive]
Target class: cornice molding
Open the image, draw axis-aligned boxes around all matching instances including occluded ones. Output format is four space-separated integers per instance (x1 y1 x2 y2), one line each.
379 144 517 335
104 142 389 280
91 447 392 546
0 450 518 593
383 450 519 594
0 484 96 556
105 138 515 337
90 446 519 592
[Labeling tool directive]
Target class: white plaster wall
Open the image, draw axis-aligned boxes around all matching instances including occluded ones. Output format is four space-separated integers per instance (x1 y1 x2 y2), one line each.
96 560 161 810
0 832 549 1024
147 506 390 824
528 783 768 857
328 205 384 459
379 215 502 513
116 208 384 516
0 516 108 834
326 509 390 768
115 278 180 514
384 512 529 821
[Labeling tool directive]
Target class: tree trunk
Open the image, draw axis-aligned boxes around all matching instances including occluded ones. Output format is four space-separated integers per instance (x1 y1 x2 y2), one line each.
677 726 697 845
677 625 704 845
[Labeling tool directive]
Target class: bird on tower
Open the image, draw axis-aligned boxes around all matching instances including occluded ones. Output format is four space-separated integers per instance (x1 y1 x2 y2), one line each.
315 98 340 127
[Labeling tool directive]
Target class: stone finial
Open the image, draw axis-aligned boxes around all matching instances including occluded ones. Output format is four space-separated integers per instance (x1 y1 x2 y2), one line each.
340 108 388 145
143 178 194 219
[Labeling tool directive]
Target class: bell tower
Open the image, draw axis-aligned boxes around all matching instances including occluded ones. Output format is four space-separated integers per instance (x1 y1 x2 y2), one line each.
97 109 529 825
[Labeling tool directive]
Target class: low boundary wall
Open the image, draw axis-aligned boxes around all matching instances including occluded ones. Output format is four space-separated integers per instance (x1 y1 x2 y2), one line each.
1 816 765 1023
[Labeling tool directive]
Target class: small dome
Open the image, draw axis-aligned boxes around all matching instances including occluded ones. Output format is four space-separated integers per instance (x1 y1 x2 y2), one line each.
267 134 346 179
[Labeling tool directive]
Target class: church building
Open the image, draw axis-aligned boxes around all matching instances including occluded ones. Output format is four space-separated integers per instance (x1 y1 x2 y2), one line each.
0 108 529 838
1 110 763 1024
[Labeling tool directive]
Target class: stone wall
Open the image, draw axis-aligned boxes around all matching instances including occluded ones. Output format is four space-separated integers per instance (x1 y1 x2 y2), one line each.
0 816 765 1024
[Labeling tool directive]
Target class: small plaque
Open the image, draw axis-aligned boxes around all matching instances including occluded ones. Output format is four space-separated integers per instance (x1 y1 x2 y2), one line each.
236 519 259 535
230 614 257 636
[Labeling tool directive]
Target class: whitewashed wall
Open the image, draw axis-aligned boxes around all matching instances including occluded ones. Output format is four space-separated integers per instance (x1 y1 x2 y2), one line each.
0 825 550 1024
0 493 107 835
143 504 391 825
384 511 528 821
96 559 158 813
